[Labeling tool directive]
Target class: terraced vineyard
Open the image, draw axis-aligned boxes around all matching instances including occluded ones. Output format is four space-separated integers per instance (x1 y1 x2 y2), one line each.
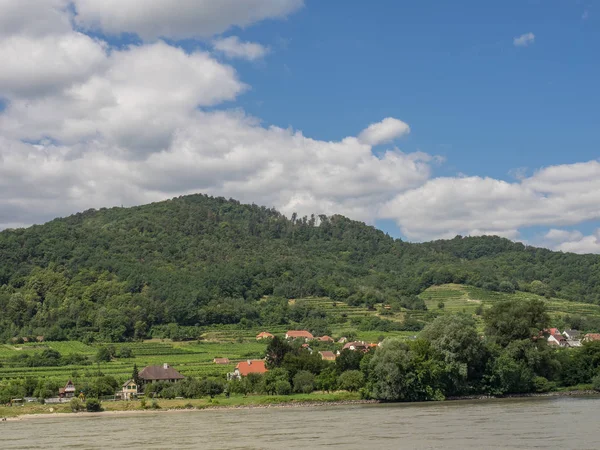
419 284 600 324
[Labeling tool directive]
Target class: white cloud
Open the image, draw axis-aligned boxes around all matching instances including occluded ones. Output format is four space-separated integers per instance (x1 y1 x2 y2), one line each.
0 0 71 38
72 0 304 40
213 36 269 61
543 229 600 254
381 160 600 242
358 118 411 146
513 32 535 47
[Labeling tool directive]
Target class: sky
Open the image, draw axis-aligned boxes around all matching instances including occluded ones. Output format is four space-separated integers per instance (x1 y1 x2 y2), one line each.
0 0 599 253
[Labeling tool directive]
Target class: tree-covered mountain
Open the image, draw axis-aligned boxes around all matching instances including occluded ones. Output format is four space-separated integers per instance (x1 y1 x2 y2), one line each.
1 193 599 341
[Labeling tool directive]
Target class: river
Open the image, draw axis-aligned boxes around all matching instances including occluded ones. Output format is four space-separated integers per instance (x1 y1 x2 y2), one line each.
2 396 599 449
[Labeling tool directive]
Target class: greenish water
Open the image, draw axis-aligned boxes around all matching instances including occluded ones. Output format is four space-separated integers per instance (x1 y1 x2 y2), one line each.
2 397 599 449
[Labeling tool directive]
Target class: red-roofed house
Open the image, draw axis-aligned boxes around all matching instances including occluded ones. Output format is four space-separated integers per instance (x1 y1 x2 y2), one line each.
545 328 561 336
548 334 568 347
583 333 600 342
285 330 314 341
318 336 334 343
342 341 370 352
230 360 268 380
319 351 336 361
256 332 274 340
58 380 76 399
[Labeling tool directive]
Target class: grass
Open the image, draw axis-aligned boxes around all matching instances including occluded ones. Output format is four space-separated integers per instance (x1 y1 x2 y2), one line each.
0 392 362 419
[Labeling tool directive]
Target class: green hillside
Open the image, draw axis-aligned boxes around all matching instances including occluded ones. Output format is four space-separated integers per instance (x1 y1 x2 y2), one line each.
1 193 600 342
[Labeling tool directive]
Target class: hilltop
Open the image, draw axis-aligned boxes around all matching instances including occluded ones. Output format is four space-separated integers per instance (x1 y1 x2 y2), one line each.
1 193 600 342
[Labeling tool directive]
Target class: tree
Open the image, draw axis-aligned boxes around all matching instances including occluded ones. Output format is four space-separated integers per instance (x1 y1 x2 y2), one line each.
265 336 292 368
200 379 224 398
420 314 488 395
96 346 114 363
262 368 289 395
335 349 365 374
484 299 549 347
132 364 141 387
366 339 445 402
337 370 364 392
315 367 338 392
275 380 292 395
293 370 315 394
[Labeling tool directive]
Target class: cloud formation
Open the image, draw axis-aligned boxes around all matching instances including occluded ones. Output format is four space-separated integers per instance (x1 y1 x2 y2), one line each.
72 0 304 40
358 118 411 146
213 36 269 60
513 32 535 47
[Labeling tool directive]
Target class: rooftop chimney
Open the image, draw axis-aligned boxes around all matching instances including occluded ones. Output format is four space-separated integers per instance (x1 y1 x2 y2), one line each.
163 363 168 369
247 360 252 365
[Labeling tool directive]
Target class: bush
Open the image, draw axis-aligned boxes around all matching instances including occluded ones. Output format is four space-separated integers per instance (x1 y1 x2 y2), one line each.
85 398 102 412
592 375 600 392
69 398 84 412
533 376 555 393
274 380 292 395
140 398 147 409
151 399 161 409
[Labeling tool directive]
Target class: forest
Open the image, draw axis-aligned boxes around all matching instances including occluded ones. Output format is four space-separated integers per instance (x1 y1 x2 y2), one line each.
1 193 600 342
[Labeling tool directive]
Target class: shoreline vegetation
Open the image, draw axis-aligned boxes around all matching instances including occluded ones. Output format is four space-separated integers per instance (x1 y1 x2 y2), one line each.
2 389 598 422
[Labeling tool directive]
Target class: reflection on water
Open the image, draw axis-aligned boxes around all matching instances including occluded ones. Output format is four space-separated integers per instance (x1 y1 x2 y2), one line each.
2 397 600 449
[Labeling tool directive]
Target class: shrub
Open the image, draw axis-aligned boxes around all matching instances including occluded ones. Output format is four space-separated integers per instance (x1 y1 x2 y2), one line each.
533 376 555 393
592 375 600 392
85 398 102 412
140 399 147 409
151 400 161 409
274 380 292 395
69 398 84 412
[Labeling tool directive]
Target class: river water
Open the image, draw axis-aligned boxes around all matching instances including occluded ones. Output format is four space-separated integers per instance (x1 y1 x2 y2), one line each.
2 397 600 449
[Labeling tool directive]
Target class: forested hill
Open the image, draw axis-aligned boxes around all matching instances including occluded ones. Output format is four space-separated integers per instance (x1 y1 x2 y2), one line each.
1 194 599 341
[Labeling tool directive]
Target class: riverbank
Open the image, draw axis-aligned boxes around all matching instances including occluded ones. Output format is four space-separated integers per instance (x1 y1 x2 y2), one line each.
2 389 599 422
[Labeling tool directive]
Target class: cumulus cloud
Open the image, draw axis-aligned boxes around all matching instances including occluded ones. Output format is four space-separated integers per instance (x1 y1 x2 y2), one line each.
513 32 535 47
358 118 411 146
72 0 304 40
543 229 600 254
213 36 269 60
380 160 600 242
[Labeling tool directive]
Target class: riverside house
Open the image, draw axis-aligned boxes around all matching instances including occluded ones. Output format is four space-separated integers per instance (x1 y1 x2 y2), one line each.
120 380 138 400
139 363 185 384
228 360 268 380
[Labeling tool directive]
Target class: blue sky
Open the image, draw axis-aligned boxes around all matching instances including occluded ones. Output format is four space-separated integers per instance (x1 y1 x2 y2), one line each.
0 0 599 253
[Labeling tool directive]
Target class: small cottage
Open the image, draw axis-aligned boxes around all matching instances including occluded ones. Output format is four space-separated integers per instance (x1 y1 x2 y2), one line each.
58 380 76 399
213 358 230 365
121 379 138 400
229 360 268 380
342 341 370 352
319 351 336 361
285 330 314 341
256 332 274 340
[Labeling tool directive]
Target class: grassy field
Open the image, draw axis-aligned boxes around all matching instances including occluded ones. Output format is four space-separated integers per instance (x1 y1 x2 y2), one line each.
0 392 363 419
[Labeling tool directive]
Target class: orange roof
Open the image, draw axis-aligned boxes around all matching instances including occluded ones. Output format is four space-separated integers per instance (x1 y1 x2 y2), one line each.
256 332 274 339
235 360 268 376
319 351 336 360
318 336 334 342
584 333 600 341
286 330 314 339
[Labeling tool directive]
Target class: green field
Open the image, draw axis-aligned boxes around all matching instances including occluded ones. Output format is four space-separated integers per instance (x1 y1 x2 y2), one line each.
419 283 600 325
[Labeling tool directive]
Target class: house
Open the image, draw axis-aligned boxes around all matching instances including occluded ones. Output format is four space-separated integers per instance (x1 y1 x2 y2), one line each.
301 343 313 353
548 334 568 347
121 379 138 400
319 351 336 361
213 358 230 365
139 363 185 384
337 337 348 344
285 330 314 341
545 328 561 336
583 333 600 342
318 336 334 343
229 360 268 380
256 332 274 340
566 339 582 348
58 380 76 399
342 341 370 352
563 329 581 340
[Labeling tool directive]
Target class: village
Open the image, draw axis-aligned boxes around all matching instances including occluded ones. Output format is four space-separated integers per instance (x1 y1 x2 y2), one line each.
27 327 600 405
